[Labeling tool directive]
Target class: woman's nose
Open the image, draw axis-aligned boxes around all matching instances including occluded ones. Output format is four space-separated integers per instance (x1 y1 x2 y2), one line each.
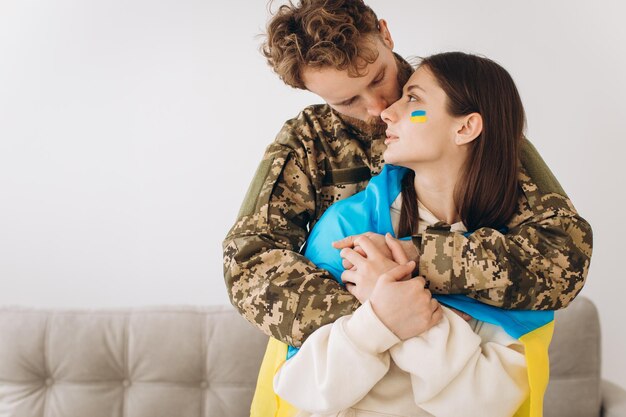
380 102 396 124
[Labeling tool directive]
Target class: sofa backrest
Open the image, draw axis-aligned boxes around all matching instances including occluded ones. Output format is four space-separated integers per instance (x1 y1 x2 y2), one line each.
0 297 602 417
0 306 268 417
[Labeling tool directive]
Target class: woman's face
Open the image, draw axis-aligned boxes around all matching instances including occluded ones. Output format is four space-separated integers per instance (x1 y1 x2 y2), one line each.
381 65 464 168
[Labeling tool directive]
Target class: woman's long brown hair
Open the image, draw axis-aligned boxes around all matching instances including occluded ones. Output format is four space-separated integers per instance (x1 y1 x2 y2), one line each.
398 52 525 236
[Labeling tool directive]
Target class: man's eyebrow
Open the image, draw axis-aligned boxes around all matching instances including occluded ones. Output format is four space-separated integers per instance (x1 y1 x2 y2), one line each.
370 67 385 84
333 67 386 106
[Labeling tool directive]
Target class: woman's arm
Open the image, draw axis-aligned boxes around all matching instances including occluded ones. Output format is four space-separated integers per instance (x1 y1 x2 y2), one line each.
391 307 529 417
273 263 442 414
273 301 398 414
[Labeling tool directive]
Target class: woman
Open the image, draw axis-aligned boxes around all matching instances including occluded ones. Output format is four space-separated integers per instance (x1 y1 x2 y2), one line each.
255 52 554 417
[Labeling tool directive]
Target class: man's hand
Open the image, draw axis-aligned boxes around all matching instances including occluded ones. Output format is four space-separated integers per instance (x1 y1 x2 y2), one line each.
369 263 443 340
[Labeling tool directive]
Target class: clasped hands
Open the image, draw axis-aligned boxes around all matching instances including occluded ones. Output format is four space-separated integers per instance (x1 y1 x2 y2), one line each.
333 232 470 340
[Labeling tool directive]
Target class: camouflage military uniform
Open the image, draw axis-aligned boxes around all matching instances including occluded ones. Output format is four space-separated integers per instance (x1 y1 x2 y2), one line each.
223 105 593 347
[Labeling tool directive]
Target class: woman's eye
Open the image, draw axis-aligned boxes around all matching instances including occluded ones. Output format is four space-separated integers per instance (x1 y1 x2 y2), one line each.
408 95 417 102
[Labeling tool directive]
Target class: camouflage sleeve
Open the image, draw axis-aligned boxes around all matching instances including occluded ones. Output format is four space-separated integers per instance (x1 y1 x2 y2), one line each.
418 140 593 310
222 143 360 347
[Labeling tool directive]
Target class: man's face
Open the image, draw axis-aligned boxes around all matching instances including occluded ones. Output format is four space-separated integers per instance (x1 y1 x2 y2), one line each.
301 33 402 125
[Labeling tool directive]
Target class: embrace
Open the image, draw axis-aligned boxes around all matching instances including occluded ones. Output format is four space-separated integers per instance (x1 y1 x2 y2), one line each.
223 1 592 416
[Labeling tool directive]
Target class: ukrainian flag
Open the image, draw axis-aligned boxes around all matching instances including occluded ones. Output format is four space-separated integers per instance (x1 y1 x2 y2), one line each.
411 110 427 123
251 164 554 417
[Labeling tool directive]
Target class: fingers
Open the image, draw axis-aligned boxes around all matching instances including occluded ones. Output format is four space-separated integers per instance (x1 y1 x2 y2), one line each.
380 261 415 283
385 233 409 265
332 234 361 249
412 275 427 289
341 269 358 286
341 258 355 270
431 303 444 325
339 247 367 270
345 282 362 299
352 235 383 259
340 244 365 270
353 245 366 257
332 235 354 249
430 298 439 314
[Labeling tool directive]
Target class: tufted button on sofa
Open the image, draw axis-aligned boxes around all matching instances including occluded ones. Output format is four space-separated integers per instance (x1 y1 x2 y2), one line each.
1 297 625 417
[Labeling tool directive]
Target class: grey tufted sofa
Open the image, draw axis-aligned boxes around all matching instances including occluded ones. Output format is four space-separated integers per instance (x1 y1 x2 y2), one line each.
1 297 625 417
0 306 267 417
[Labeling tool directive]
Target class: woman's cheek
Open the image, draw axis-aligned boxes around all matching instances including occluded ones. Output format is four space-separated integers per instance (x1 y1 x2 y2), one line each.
409 110 428 124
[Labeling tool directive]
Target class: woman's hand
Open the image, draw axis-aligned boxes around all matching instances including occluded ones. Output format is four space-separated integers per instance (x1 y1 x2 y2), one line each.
340 234 411 303
341 233 473 325
369 263 443 340
333 232 419 271
333 232 392 270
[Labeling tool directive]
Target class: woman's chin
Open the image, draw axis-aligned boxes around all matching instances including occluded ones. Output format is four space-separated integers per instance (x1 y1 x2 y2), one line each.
382 150 399 165
382 153 414 170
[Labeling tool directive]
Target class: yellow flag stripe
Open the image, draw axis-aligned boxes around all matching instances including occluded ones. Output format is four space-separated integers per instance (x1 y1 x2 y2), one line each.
250 338 298 417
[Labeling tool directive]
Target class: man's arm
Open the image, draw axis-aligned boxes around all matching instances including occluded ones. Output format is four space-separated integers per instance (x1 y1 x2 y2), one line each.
223 142 359 347
418 139 592 309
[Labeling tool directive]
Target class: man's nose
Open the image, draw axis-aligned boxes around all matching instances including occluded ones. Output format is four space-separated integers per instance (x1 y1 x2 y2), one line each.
365 95 389 118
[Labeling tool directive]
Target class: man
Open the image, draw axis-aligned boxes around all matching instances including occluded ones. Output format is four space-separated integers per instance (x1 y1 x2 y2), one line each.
222 0 592 347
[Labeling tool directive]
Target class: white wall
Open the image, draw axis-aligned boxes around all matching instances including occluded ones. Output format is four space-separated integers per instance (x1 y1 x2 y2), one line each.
1 0 624 387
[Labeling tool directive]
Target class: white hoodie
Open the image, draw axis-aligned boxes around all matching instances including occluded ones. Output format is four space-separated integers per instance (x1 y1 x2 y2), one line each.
273 198 529 417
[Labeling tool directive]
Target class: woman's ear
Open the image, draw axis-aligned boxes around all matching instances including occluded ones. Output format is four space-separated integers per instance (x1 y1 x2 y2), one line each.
378 19 394 50
455 113 483 145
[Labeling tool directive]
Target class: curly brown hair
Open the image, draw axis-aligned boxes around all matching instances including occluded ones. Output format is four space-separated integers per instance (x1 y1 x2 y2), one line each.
262 0 382 89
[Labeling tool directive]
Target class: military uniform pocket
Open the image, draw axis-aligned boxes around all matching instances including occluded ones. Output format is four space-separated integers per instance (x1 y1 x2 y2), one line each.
316 165 372 219
322 165 372 186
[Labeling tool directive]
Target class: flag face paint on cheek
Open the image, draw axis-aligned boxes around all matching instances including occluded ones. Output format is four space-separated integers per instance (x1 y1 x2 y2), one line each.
410 110 427 123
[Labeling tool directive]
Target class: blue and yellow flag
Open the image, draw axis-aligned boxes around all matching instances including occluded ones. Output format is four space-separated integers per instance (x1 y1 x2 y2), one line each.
251 164 554 417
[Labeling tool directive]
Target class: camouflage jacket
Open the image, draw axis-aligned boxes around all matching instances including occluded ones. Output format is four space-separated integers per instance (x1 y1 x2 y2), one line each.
223 104 593 347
